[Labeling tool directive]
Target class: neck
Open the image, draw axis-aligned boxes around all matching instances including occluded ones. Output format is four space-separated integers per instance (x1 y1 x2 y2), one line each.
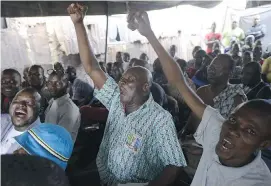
248 79 261 88
53 93 66 100
219 153 255 167
210 82 228 94
14 124 31 132
124 96 149 115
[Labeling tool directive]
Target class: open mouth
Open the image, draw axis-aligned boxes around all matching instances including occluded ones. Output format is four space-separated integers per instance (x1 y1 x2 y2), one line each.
220 138 234 151
14 109 27 118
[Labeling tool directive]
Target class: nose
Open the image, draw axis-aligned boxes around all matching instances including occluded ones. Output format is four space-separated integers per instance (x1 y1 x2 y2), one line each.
18 101 27 108
228 124 240 138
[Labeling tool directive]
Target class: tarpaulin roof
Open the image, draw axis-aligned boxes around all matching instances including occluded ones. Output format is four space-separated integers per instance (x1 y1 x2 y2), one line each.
1 1 222 17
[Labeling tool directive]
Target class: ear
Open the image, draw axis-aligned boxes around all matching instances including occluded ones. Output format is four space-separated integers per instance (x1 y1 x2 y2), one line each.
142 83 150 92
259 140 271 150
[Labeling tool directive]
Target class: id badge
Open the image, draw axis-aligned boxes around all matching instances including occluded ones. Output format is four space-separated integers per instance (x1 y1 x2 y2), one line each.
126 133 142 153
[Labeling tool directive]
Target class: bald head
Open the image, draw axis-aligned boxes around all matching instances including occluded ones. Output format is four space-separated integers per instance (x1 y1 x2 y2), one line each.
125 66 152 87
119 66 152 105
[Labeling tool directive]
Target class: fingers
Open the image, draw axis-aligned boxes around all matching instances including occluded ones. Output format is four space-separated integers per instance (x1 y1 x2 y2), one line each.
67 3 87 15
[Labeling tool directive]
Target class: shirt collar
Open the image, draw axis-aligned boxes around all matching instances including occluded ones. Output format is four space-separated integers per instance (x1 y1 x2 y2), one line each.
213 151 262 180
123 94 154 116
49 94 70 105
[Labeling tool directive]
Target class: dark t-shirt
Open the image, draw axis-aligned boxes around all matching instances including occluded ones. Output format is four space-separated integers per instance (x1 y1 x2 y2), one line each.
151 82 168 108
246 82 271 100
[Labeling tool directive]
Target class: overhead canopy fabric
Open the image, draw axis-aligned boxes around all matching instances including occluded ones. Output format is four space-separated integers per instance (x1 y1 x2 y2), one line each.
1 1 222 17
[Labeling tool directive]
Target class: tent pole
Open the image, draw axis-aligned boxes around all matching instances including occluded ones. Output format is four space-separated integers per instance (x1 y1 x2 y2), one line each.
104 2 109 63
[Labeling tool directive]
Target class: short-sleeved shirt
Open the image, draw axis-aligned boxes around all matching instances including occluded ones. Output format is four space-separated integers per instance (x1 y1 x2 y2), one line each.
191 106 271 186
205 32 222 54
45 94 80 142
94 77 186 185
223 27 245 48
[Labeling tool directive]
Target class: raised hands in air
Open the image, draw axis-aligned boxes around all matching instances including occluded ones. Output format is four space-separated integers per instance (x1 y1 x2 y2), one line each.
127 11 152 37
67 3 88 24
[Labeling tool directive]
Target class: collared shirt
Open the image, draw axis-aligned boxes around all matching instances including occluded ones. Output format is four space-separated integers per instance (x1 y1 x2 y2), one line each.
94 77 186 185
45 94 80 141
191 106 271 186
1 114 40 154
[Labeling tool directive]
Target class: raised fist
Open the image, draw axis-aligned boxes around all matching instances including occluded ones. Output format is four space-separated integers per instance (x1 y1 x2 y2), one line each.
67 3 88 24
127 11 152 37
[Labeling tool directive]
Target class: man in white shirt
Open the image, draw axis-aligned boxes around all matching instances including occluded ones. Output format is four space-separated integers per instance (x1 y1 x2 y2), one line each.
45 71 80 142
1 87 41 154
128 11 271 185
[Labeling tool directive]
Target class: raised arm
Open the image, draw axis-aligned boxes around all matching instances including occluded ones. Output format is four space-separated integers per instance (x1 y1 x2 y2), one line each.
127 12 206 120
67 3 106 89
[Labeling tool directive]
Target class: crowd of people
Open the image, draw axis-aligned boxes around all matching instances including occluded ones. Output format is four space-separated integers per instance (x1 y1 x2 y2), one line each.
1 3 271 186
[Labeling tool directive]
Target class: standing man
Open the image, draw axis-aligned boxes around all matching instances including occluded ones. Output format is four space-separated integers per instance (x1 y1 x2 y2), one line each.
28 65 49 122
169 45 179 61
223 21 245 49
68 3 186 185
246 15 266 42
45 71 80 142
205 22 222 54
1 87 41 154
1 69 21 114
129 10 271 186
123 52 131 71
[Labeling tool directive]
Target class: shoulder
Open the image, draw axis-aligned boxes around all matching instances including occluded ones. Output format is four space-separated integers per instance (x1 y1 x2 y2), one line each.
61 98 80 114
197 85 210 94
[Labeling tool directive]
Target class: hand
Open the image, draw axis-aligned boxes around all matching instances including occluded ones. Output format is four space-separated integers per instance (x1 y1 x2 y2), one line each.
67 3 88 24
127 11 153 37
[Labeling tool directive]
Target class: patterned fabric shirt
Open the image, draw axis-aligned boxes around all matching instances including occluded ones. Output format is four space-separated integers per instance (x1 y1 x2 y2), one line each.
213 84 247 118
94 77 186 185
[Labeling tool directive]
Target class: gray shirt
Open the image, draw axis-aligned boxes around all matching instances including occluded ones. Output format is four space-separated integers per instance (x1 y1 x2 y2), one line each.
191 106 271 186
45 94 80 141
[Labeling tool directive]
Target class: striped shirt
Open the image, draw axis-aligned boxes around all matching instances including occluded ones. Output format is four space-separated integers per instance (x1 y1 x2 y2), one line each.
94 77 186 185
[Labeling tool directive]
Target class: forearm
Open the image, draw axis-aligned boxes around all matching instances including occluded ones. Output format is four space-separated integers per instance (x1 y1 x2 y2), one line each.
148 165 180 186
74 23 106 89
146 32 206 119
74 23 100 74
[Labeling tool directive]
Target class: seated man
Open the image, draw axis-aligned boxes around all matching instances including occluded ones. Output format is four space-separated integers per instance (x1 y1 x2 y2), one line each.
131 59 168 107
68 4 186 185
14 123 74 170
187 54 246 133
129 11 271 185
28 65 49 122
1 87 41 154
45 71 80 142
1 69 21 114
242 62 271 100
2 155 70 186
65 66 94 106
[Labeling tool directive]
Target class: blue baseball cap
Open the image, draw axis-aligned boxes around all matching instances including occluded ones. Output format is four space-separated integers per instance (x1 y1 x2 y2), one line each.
15 123 74 170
